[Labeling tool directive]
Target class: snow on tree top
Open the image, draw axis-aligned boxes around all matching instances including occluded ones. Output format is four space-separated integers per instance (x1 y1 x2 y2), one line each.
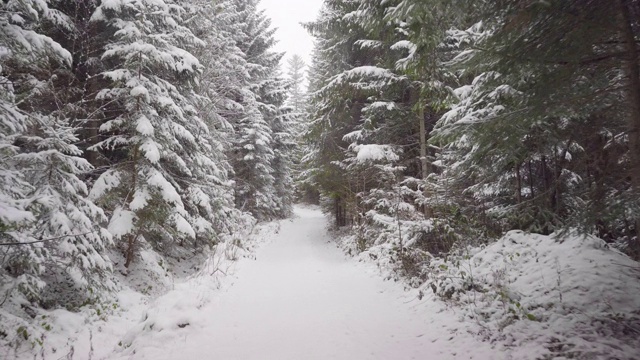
354 144 399 163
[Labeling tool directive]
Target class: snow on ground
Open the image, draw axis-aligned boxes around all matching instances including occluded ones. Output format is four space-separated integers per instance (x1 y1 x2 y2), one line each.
444 231 640 360
338 228 640 359
1 221 277 360
6 206 635 360
104 205 502 360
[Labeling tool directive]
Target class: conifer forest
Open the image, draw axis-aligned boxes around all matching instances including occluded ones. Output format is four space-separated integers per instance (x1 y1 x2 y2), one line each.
1 0 639 359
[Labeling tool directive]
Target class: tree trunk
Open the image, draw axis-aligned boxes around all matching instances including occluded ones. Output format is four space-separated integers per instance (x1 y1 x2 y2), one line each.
124 147 140 268
515 162 522 204
85 118 100 166
418 104 432 217
396 186 403 255
335 196 346 227
124 233 137 269
528 160 535 199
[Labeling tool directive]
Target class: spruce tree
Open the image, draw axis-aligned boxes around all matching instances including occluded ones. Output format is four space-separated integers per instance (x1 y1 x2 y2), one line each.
1 0 113 308
228 0 293 220
285 54 307 113
436 0 640 251
88 0 204 267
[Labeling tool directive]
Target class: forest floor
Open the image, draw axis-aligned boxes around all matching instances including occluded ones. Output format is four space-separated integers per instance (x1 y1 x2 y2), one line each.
6 205 637 359
106 206 500 359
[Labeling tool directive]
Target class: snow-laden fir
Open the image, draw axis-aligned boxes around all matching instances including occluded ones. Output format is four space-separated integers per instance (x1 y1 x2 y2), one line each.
1 0 639 359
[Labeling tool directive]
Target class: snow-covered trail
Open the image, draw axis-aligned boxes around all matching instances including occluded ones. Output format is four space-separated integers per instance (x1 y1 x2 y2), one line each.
116 206 499 360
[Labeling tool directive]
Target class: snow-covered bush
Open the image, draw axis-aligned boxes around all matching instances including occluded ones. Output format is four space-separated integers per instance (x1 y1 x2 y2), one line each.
0 0 294 356
88 0 216 267
0 1 118 353
424 231 640 359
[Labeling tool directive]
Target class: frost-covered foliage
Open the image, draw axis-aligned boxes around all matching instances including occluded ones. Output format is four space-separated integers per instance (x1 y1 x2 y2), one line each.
283 54 314 204
432 1 640 254
0 0 73 240
0 0 48 265
285 55 307 114
425 231 640 359
307 0 640 262
89 0 219 266
16 116 114 302
0 0 118 352
227 0 294 220
0 0 112 302
173 0 247 247
1 0 294 355
304 0 460 257
307 1 640 356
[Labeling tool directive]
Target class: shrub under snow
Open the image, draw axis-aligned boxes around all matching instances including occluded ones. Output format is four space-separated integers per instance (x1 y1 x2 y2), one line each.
337 230 640 359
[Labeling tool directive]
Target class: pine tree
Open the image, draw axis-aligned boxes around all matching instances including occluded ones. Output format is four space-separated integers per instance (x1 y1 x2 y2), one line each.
285 54 306 113
303 0 491 261
1 0 112 308
0 0 54 246
271 95 296 218
164 0 249 244
227 0 293 220
17 116 114 305
305 0 428 227
88 0 205 267
435 0 640 253
304 0 370 224
285 53 319 203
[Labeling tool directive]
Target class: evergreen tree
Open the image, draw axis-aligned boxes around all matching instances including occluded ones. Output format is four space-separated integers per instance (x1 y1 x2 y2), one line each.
170 0 248 243
228 0 292 220
304 0 448 234
285 53 319 203
88 0 205 267
303 0 370 224
270 94 296 218
1 0 112 309
435 0 640 255
0 0 58 249
285 54 306 113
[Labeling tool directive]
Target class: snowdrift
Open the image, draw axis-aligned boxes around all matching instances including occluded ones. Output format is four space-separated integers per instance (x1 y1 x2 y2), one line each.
0 221 279 359
341 230 640 359
431 231 640 359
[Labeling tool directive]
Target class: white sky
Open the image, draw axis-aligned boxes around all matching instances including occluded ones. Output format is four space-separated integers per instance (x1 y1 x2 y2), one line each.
259 0 324 72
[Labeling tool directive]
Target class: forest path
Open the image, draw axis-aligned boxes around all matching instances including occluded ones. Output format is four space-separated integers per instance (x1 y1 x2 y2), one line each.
118 206 499 360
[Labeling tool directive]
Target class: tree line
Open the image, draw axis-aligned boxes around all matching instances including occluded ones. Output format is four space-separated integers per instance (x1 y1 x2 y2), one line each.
303 0 640 261
1 0 295 309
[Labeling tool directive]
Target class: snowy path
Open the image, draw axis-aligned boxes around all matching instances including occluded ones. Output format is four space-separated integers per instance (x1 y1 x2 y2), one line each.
115 206 500 360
